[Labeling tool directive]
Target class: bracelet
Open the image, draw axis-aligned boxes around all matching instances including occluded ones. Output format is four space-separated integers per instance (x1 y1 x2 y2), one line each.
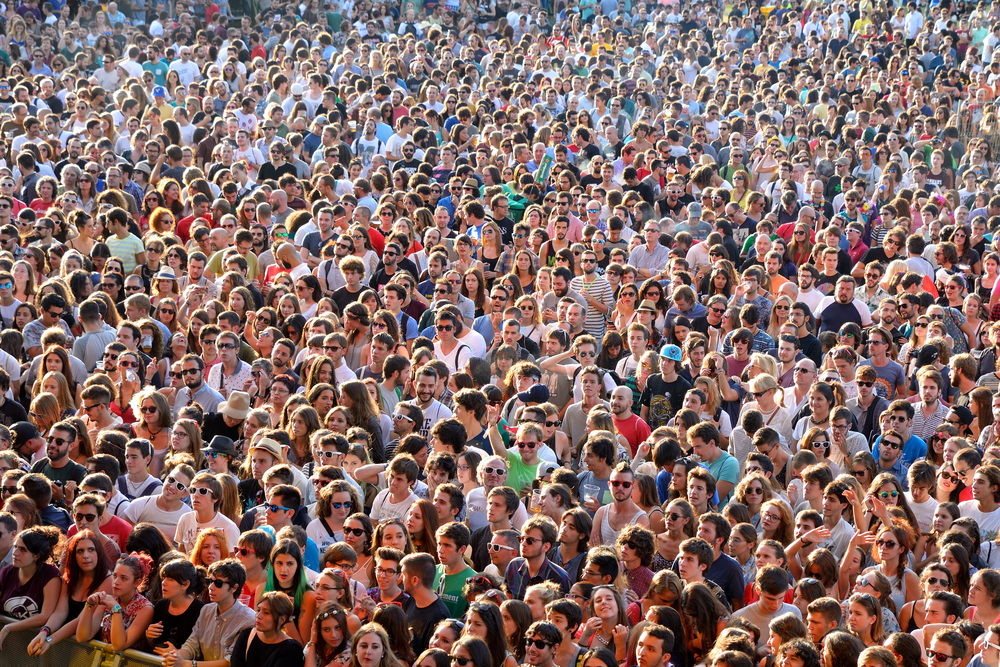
110 605 123 615
40 626 51 636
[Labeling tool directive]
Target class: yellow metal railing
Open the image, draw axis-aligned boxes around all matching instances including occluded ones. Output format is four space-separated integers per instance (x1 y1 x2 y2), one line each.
0 614 164 667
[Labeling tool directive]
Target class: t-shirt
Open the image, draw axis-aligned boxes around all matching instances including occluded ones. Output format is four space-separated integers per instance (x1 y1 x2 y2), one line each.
959 500 1000 564
640 374 692 430
174 511 241 555
151 598 205 651
577 470 613 508
67 515 133 551
705 452 740 508
731 602 801 648
906 494 939 535
433 564 477 617
408 596 450 655
106 233 145 273
0 562 59 619
123 495 192 540
505 450 540 496
370 490 418 522
30 458 87 487
857 359 906 400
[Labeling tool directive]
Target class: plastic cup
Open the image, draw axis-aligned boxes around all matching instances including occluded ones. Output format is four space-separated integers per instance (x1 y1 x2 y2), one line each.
238 594 251 606
583 483 600 503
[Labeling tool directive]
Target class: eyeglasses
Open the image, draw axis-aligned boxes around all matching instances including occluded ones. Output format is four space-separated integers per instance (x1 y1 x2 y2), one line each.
519 535 542 545
191 487 215 497
927 649 955 662
482 466 506 475
488 542 516 552
265 503 292 513
165 476 187 491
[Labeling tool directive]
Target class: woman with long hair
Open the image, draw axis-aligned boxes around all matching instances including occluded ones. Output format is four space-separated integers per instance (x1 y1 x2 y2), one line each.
759 499 795 547
846 592 884 647
861 523 918 613
76 552 154 652
337 380 385 462
462 268 487 318
579 585 631 658
26 529 112 655
372 602 416 665
680 582 728 665
287 405 321 468
132 388 174 478
404 498 440 560
305 602 351 667
189 528 229 571
373 519 414 556
168 418 206 471
897 563 953 632
656 499 695 565
255 539 316 644
915 503 959 567
940 542 973 601
462 600 518 667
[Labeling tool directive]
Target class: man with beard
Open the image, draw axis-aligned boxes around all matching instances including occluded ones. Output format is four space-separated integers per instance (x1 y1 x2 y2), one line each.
795 264 824 312
413 366 453 438
385 401 422 460
571 249 614 341
316 232 352 294
522 622 564 667
540 267 587 325
815 276 873 334
172 353 224 418
29 420 87 490
369 242 404 291
298 207 337 271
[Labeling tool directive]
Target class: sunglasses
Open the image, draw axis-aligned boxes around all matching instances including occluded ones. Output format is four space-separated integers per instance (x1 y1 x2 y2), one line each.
877 490 900 499
74 512 97 522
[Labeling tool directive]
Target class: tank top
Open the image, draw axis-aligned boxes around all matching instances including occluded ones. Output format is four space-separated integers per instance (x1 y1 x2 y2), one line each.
599 506 647 546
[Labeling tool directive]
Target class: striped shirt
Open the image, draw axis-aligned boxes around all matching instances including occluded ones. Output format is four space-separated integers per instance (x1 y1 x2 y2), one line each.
571 274 614 339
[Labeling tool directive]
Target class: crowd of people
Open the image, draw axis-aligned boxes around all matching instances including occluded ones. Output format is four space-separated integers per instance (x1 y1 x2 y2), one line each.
3 0 1000 667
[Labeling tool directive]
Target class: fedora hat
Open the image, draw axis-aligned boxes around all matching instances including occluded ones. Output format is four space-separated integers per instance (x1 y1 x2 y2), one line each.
219 391 251 421
249 437 283 461
201 435 236 456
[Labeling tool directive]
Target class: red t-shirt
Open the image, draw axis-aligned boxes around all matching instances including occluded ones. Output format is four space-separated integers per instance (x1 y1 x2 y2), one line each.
68 515 133 551
176 214 213 244
614 412 652 456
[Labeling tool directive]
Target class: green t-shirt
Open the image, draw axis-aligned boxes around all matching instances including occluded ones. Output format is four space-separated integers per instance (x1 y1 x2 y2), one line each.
506 449 539 496
433 564 477 618
325 10 343 32
143 59 169 86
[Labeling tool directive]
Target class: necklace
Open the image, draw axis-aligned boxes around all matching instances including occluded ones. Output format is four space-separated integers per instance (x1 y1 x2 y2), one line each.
594 633 609 646
125 475 147 495
809 414 828 426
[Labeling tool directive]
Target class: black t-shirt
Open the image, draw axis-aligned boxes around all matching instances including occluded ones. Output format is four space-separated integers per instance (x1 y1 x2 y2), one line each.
151 598 205 651
257 161 297 183
817 301 866 334
626 181 655 204
230 629 304 667
0 397 28 427
331 285 363 316
408 597 450 655
201 412 242 444
640 373 691 430
859 247 900 268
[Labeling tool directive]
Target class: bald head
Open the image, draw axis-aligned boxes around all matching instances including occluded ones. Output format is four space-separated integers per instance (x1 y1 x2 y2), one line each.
610 386 634 416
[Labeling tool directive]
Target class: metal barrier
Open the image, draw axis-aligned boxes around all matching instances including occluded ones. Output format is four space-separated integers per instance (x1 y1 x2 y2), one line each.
0 615 163 667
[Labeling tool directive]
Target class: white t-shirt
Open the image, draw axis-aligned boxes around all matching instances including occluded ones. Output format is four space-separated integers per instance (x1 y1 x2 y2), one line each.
173 510 240 554
370 489 418 522
123 495 192 541
306 517 341 555
958 500 1000 565
906 494 938 535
